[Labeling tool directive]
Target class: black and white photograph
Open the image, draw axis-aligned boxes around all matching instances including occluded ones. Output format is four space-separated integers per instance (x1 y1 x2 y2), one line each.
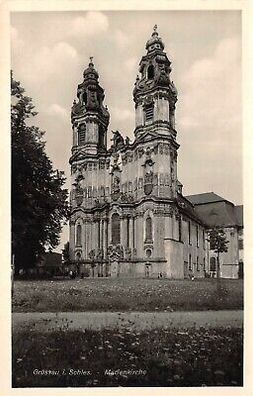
1 0 251 392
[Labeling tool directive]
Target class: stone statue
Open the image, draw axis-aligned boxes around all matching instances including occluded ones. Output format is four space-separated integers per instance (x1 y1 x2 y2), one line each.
111 130 124 150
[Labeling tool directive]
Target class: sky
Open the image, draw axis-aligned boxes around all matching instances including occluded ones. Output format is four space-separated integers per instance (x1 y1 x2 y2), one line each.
11 10 242 251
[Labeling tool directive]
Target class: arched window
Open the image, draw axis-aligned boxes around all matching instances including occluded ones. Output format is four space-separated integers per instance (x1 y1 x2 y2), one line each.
147 64 154 79
145 216 153 242
82 91 87 105
197 256 199 271
210 257 216 272
188 253 192 270
76 224 82 246
111 213 120 245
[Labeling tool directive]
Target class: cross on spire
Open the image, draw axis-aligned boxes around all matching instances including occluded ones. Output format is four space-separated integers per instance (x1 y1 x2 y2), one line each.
90 56 94 64
153 24 158 33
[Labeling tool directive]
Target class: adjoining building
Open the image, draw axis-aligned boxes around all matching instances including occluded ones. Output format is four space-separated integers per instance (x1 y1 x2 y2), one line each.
186 193 243 279
68 27 242 279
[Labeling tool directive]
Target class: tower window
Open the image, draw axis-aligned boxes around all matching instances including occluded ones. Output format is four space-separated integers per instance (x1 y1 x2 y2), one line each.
111 213 120 245
147 64 154 80
145 216 153 242
82 91 87 105
78 124 86 145
76 224 82 246
98 125 105 149
144 103 154 123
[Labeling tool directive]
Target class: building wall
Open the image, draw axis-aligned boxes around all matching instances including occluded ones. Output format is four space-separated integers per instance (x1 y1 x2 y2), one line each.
208 226 240 279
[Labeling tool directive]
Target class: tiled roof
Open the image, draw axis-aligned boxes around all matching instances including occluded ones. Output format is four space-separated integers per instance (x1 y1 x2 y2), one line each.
177 194 206 225
185 193 243 228
186 192 228 205
235 205 243 227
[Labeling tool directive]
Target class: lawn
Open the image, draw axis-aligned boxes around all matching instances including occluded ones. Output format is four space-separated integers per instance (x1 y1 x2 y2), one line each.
12 325 243 387
12 278 243 312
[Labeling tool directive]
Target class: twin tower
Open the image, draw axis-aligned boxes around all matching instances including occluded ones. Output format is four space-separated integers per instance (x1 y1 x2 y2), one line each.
69 27 206 279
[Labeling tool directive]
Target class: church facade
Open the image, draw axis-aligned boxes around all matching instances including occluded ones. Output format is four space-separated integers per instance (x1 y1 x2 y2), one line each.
69 27 207 278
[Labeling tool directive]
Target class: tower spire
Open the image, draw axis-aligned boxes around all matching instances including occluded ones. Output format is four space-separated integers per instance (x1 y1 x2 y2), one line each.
133 28 177 138
70 58 110 158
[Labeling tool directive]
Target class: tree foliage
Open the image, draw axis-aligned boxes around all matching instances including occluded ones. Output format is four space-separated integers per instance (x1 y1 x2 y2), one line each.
208 227 229 281
11 73 69 271
62 242 70 265
208 228 229 254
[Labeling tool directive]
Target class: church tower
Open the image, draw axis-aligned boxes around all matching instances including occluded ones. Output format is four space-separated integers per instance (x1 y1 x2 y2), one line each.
69 59 111 269
133 25 178 139
70 57 110 157
68 28 207 280
131 26 180 200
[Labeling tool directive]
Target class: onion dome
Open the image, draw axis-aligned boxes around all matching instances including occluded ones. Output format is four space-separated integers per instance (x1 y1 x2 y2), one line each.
83 57 99 80
145 25 165 52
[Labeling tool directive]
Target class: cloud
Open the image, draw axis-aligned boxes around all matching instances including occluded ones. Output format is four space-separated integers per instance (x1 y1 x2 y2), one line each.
18 41 79 85
11 26 24 52
11 13 109 88
176 37 242 202
47 103 68 121
125 57 138 72
111 107 132 121
69 12 109 38
178 37 241 150
113 29 130 49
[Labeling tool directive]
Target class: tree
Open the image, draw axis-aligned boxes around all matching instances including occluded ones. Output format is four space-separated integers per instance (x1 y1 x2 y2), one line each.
208 227 229 289
11 73 69 273
62 242 70 266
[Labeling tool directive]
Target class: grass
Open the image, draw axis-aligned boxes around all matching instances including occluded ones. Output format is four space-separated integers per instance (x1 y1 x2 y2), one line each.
12 278 243 313
12 325 243 387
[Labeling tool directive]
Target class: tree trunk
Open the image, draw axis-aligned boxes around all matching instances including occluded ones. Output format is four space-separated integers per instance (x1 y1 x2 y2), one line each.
217 252 222 293
11 253 15 298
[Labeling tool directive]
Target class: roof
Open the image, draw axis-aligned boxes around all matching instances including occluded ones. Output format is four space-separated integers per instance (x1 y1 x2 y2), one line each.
185 193 243 228
186 192 229 205
235 205 243 227
177 194 206 226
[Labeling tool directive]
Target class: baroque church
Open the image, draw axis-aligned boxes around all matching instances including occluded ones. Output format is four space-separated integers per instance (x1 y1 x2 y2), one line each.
68 27 218 278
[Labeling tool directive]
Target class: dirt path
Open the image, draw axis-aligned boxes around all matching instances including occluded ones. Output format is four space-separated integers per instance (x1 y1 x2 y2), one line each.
12 310 243 333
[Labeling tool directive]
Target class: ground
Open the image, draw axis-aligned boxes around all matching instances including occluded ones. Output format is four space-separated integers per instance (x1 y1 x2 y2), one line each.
12 278 243 312
12 278 243 387
12 326 243 387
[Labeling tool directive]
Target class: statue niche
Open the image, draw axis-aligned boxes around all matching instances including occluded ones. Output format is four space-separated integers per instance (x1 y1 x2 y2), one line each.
110 152 122 201
73 167 84 206
143 147 154 195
